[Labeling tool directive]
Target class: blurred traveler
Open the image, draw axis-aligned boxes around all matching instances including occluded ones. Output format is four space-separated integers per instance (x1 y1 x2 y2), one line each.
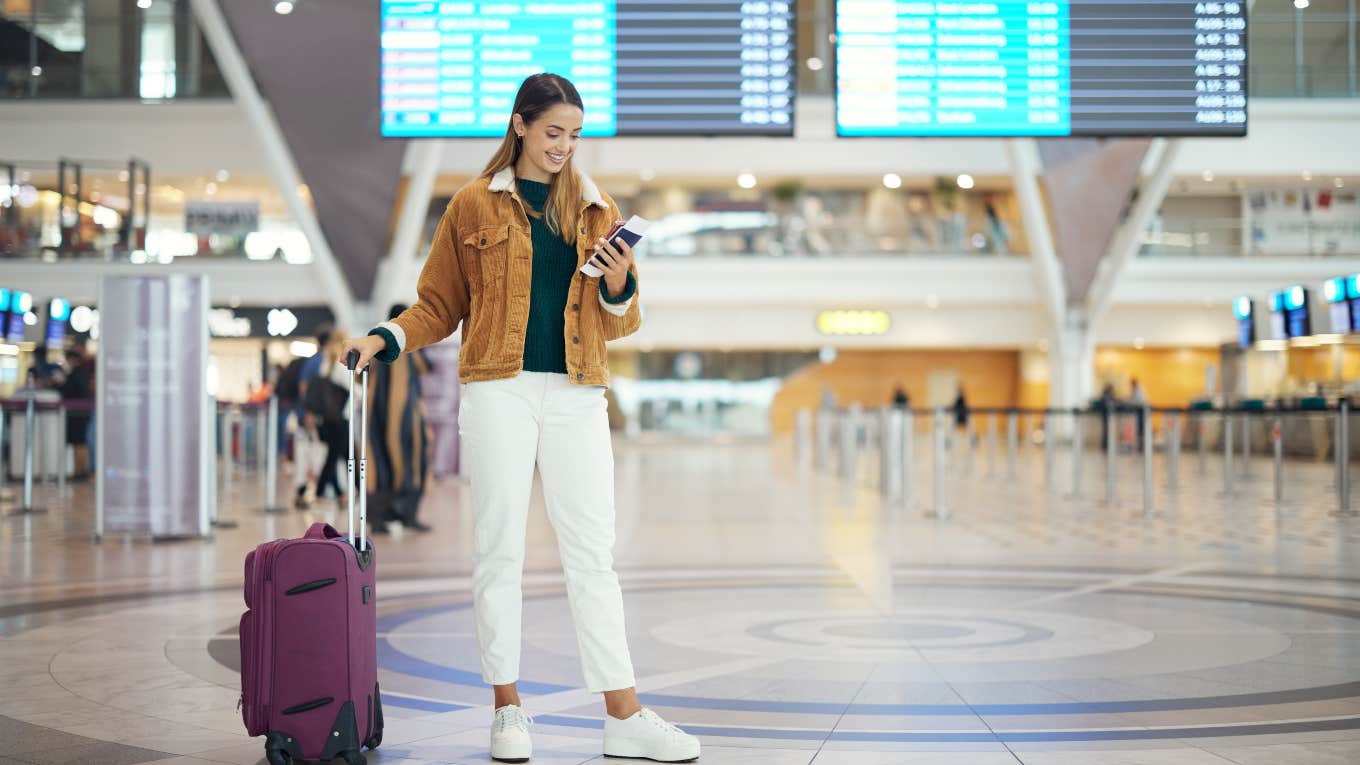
304 331 351 508
366 304 433 535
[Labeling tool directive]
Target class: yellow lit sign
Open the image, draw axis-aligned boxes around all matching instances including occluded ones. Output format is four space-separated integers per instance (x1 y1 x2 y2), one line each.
816 310 891 336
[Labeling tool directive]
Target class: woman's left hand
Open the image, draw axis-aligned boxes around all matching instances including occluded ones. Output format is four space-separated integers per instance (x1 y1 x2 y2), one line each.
592 231 634 298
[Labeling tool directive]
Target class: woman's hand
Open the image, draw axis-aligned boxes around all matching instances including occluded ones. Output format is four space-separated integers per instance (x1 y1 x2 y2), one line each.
341 334 388 371
593 227 634 298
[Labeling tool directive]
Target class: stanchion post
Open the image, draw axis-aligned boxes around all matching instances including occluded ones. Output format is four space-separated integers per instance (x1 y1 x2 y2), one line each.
1197 412 1207 475
1273 416 1284 505
1339 400 1351 514
0 404 7 500
933 408 948 519
987 413 998 477
1043 411 1055 491
1241 412 1251 478
903 409 915 508
56 403 67 494
1168 412 1181 492
964 415 975 475
10 378 47 515
795 409 812 467
262 396 283 513
1105 408 1116 507
1142 407 1153 516
1006 411 1018 480
221 406 234 496
1071 410 1084 495
1223 411 1234 495
882 409 903 498
840 408 858 482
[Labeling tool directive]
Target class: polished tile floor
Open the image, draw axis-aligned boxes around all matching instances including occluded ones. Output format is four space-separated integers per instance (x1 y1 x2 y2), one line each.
2 434 1359 764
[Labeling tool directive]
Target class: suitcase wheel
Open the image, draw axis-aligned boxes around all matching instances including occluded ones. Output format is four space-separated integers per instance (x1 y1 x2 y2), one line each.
264 749 291 765
341 751 368 765
364 731 382 750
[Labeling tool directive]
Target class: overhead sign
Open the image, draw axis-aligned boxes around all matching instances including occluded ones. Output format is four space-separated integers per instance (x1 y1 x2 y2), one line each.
186 201 260 237
817 310 891 336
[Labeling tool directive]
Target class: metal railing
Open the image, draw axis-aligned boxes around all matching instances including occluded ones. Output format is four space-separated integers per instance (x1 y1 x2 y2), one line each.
1141 217 1360 259
799 402 1360 518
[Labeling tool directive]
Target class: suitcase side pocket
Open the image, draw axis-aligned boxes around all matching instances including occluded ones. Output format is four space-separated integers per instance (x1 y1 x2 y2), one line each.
239 609 264 736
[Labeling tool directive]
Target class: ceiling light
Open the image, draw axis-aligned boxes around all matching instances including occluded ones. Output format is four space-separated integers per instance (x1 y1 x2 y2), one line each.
806 57 824 71
216 169 230 183
1302 170 1313 181
1294 0 1310 8
737 173 757 189
1201 170 1214 182
882 173 902 189
30 66 42 77
137 0 152 8
275 1 294 14
1336 178 1345 189
956 174 975 190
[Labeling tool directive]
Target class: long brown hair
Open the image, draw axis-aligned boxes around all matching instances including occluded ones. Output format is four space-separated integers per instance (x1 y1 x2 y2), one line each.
481 73 586 246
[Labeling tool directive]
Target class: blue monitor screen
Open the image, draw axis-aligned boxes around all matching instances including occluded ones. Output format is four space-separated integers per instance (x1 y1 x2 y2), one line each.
835 0 1248 137
380 0 796 137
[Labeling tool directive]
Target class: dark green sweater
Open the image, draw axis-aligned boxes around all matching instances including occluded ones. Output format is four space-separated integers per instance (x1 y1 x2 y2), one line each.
518 179 578 374
370 177 635 368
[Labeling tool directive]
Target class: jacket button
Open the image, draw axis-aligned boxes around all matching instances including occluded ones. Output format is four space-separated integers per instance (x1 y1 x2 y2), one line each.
572 303 579 311
572 336 580 344
480 237 487 245
577 373 585 381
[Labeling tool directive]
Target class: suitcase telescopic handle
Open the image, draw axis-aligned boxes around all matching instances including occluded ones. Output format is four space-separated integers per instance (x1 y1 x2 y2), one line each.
344 348 369 554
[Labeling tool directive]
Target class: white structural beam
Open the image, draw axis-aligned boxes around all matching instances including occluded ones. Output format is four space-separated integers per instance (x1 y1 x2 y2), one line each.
1085 138 1183 330
371 140 445 325
1005 138 1067 329
187 0 355 330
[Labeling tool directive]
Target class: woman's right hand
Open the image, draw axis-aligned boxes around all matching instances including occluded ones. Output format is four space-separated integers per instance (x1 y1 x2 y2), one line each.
341 334 388 371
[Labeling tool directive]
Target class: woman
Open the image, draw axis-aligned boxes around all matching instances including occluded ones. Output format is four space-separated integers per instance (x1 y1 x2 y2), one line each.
345 73 700 763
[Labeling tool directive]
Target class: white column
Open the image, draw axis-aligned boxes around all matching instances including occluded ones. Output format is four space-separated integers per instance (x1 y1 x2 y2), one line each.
1051 312 1094 411
1085 138 1182 329
187 0 356 330
371 139 446 323
1006 138 1066 330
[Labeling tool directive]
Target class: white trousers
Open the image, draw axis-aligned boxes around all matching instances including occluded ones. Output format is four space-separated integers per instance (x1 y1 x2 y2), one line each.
459 372 636 693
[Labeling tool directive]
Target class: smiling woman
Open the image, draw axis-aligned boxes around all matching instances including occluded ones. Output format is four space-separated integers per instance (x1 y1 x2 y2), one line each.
341 72 697 764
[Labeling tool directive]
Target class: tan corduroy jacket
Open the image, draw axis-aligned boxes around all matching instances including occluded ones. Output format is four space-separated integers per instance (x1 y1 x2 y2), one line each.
374 167 642 387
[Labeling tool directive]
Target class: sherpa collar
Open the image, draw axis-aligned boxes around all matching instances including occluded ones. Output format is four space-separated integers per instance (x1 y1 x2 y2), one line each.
488 166 608 209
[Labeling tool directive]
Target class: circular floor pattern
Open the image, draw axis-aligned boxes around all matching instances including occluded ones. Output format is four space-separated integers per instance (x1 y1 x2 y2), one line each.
189 567 1360 744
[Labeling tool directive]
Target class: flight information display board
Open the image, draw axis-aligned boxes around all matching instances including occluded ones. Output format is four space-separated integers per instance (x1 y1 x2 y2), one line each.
381 0 795 137
836 0 1247 137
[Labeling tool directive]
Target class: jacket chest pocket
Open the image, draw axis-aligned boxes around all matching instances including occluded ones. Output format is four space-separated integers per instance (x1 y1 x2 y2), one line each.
464 225 510 286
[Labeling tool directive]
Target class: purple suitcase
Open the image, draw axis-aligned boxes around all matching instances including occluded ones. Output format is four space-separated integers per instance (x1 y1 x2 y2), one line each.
241 354 381 765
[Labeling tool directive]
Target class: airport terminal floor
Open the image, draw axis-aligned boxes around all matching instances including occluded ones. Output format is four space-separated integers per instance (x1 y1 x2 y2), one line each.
3 438 1359 765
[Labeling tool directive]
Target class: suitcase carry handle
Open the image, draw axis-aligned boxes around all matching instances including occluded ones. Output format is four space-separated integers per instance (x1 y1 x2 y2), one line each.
344 350 369 556
304 522 341 540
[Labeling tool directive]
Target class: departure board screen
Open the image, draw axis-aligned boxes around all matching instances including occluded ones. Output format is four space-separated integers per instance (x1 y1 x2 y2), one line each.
381 1 795 137
836 1 1248 137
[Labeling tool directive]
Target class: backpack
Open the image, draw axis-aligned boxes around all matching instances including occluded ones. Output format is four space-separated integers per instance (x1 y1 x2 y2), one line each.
275 356 307 402
303 376 347 424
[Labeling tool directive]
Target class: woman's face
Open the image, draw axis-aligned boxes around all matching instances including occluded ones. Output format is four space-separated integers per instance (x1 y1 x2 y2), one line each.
513 103 584 179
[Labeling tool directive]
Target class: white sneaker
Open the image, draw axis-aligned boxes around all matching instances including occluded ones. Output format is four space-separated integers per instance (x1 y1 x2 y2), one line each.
603 708 700 762
491 704 533 763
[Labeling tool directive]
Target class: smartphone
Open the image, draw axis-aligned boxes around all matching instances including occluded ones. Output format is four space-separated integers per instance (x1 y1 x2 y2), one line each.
590 219 627 270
